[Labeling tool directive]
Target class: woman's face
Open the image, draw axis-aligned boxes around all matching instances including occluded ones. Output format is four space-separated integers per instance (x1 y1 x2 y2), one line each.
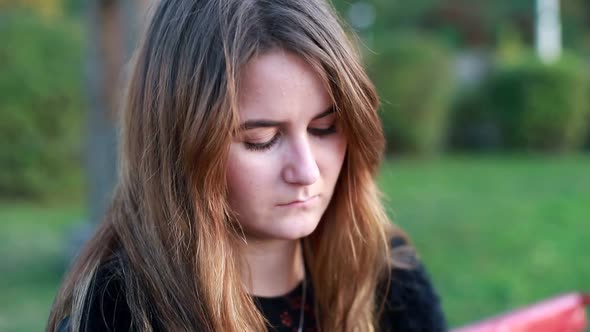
226 49 347 241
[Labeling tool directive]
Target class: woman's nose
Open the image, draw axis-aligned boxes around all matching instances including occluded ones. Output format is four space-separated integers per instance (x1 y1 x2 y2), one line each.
281 136 320 185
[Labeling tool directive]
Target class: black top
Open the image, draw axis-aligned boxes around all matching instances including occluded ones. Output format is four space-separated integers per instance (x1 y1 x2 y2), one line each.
58 238 447 331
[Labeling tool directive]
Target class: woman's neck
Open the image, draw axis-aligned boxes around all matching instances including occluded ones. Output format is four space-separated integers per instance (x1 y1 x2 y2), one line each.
241 238 305 297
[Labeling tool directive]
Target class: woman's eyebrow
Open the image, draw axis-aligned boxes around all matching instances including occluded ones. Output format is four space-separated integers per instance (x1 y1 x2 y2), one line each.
241 119 280 130
240 106 335 130
311 106 335 120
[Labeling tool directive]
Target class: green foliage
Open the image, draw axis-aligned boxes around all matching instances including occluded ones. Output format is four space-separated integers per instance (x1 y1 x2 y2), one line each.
449 86 503 151
486 52 590 152
0 10 84 198
369 33 455 156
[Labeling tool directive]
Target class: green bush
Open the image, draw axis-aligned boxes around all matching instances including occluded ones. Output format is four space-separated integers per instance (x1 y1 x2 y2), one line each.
369 33 455 156
0 10 84 198
486 52 590 152
449 86 503 152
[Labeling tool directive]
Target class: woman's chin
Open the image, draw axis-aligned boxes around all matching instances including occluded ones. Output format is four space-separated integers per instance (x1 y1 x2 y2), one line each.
247 218 321 241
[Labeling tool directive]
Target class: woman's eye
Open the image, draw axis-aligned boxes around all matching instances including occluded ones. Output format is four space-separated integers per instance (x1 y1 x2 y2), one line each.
244 133 280 151
308 124 337 136
242 122 337 151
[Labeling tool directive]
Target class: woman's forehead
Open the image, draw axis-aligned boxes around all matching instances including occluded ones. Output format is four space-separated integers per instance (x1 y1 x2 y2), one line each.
237 49 331 121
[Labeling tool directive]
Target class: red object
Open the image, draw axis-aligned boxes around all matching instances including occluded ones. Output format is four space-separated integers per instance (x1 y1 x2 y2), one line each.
453 293 590 332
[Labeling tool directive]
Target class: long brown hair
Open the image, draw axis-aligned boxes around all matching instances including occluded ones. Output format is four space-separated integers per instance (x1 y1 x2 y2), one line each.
48 0 404 331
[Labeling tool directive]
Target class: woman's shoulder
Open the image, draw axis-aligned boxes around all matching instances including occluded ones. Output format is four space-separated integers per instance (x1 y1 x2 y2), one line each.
378 235 448 332
58 259 133 332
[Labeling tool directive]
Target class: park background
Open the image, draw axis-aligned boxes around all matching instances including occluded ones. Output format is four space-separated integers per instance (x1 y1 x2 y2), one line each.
1 0 589 331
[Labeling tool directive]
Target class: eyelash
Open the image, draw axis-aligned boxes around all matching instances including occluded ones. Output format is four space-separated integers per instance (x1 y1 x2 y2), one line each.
244 125 337 151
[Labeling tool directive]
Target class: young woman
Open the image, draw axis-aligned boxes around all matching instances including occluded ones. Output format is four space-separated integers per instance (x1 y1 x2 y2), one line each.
48 0 447 331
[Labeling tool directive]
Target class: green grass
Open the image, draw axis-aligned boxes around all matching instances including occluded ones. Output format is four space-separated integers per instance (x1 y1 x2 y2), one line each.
0 155 589 331
378 154 590 327
0 201 85 332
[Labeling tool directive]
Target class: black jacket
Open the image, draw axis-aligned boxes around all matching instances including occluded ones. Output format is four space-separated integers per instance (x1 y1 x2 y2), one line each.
57 237 447 331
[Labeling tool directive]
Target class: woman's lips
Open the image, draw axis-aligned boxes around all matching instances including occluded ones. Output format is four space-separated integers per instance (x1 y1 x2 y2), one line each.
278 195 319 207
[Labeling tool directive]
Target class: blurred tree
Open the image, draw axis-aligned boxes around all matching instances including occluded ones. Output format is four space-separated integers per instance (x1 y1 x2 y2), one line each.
67 0 146 257
369 33 455 156
0 10 83 197
0 0 63 18
561 0 590 53
85 0 123 227
85 0 150 224
333 0 590 54
62 0 84 16
486 51 590 152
